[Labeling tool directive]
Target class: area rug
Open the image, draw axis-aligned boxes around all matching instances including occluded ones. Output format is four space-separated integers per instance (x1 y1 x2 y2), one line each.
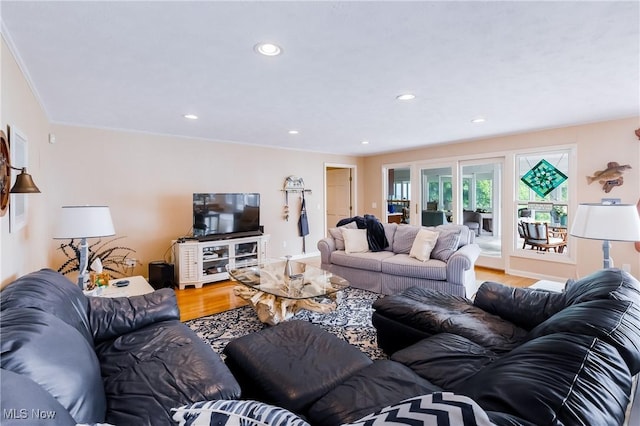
186 287 387 360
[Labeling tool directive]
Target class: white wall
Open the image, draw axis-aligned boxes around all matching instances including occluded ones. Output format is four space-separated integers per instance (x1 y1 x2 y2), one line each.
1 36 362 286
1 36 50 284
3 33 639 286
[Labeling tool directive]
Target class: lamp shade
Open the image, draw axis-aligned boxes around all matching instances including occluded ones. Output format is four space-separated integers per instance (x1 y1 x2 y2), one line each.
54 206 115 239
570 203 640 242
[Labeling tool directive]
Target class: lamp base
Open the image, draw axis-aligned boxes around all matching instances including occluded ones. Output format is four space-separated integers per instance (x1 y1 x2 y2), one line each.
77 272 90 290
602 240 613 269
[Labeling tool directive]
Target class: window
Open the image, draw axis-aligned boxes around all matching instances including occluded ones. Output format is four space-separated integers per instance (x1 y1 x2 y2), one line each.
516 149 570 255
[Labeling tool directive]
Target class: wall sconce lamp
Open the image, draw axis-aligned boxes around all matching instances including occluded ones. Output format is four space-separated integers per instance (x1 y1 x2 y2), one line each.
1 130 41 217
9 166 41 193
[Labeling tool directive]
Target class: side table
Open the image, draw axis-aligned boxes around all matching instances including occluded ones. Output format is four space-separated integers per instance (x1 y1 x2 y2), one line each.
528 280 566 292
84 275 155 298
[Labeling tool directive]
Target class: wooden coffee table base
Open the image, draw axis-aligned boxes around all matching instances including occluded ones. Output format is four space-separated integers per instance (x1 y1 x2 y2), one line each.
233 286 343 325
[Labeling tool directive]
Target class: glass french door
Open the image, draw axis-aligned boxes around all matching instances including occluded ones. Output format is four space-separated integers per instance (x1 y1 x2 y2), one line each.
415 159 503 268
460 159 503 268
386 160 504 268
419 165 453 226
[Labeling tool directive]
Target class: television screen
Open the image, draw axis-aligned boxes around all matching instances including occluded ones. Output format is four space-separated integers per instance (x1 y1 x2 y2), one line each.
193 193 260 238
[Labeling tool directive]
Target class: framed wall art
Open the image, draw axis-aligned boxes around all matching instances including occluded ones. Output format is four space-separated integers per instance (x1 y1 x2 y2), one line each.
9 126 28 232
0 130 10 217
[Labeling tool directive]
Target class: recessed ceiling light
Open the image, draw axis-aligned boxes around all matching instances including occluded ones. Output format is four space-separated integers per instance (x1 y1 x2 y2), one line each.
288 130 299 135
396 93 416 101
255 42 282 56
471 117 486 123
183 114 198 120
361 140 370 145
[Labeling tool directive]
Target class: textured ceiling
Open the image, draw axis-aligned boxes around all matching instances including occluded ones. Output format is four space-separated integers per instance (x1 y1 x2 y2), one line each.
1 1 638 156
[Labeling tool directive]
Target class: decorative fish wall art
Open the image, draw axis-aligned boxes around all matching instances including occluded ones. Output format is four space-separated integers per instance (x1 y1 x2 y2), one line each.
586 162 632 193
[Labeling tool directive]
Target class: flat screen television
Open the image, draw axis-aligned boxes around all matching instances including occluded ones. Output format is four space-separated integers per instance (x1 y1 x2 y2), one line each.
193 193 261 240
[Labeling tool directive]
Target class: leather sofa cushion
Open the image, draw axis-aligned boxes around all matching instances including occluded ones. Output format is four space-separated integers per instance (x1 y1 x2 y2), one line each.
564 268 640 306
391 333 497 390
474 281 566 330
0 308 106 424
373 287 528 353
96 320 240 425
308 360 442 426
223 320 372 414
381 254 447 280
1 368 77 426
330 250 395 271
464 333 632 425
88 288 180 342
527 298 640 375
0 269 93 346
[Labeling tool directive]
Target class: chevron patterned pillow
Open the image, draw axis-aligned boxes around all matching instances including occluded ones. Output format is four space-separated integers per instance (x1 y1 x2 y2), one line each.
172 399 309 426
346 392 496 426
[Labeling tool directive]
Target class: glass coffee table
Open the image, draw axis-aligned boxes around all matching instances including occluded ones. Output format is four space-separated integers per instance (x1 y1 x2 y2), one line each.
227 259 349 325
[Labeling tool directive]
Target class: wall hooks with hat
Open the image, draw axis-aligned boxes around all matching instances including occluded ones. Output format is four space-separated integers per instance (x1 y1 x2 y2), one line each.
281 176 312 221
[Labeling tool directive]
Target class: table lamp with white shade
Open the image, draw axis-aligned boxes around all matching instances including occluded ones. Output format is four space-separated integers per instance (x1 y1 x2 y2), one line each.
54 206 115 289
570 203 640 269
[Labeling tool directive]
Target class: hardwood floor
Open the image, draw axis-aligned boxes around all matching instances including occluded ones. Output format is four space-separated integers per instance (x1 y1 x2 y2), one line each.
174 265 537 322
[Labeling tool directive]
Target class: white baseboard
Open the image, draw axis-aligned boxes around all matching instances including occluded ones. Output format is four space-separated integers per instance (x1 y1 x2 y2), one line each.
279 251 320 261
506 268 567 283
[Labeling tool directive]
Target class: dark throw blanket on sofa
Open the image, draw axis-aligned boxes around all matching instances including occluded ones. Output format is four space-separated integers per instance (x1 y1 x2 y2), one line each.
337 215 389 252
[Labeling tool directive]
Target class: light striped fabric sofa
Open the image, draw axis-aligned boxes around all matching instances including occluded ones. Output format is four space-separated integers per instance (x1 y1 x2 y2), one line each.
318 223 481 297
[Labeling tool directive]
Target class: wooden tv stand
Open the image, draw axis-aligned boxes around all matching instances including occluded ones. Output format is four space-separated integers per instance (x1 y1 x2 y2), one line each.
172 234 270 290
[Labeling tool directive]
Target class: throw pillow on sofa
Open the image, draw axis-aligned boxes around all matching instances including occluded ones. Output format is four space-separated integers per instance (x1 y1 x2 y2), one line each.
172 399 309 426
431 227 462 261
328 222 358 250
342 228 370 254
410 229 439 261
392 225 422 254
345 392 496 426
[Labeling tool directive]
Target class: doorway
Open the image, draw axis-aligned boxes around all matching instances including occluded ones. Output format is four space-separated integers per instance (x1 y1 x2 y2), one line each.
385 166 411 224
325 164 356 233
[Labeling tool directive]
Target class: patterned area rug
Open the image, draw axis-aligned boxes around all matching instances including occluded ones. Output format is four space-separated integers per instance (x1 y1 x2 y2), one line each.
186 287 387 360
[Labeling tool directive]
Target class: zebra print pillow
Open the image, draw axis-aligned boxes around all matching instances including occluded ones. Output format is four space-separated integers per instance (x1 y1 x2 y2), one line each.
346 392 496 426
172 399 309 426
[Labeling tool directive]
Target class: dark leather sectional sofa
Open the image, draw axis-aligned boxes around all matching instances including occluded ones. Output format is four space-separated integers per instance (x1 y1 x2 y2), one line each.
2 267 638 425
0 269 240 426
372 268 640 425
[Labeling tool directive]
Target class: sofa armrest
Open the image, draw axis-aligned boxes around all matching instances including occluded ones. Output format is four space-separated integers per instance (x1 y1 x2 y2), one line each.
446 243 481 285
88 288 180 342
317 237 336 265
473 281 566 330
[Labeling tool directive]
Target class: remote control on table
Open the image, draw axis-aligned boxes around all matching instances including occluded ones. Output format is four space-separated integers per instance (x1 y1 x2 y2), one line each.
114 280 130 287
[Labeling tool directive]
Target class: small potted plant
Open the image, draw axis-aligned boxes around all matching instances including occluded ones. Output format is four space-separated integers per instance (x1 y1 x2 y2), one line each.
552 206 568 226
